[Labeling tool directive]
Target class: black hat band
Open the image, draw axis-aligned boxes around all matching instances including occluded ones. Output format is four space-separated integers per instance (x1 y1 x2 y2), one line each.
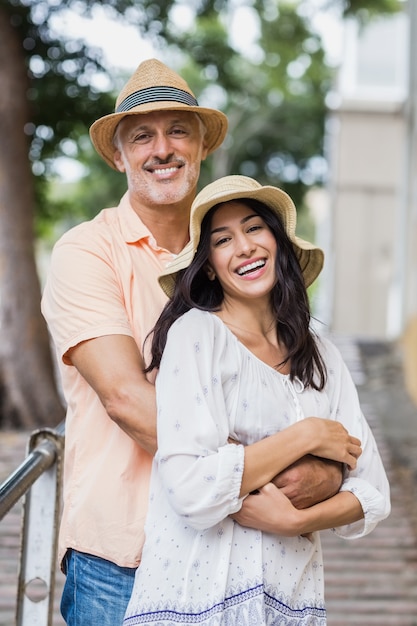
116 86 199 113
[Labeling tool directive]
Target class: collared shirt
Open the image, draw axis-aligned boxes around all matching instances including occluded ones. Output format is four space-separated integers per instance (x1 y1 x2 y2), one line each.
41 192 173 568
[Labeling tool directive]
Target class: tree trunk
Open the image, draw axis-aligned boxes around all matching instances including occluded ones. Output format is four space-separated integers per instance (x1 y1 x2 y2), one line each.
0 9 65 429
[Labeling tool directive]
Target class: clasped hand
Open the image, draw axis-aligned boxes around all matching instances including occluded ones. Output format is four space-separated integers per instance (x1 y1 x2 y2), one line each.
229 416 362 531
231 483 303 536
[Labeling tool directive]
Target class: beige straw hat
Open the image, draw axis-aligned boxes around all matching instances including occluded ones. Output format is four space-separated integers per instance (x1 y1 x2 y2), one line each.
89 58 228 169
159 175 324 297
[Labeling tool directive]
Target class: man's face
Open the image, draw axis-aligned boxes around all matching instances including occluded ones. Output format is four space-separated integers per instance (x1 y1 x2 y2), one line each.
113 110 209 208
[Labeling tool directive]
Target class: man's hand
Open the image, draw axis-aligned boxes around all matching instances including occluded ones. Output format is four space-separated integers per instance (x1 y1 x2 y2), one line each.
272 454 344 509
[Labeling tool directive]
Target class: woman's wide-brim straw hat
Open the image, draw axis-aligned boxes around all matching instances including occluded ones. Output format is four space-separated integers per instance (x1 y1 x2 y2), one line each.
89 58 228 169
159 175 324 297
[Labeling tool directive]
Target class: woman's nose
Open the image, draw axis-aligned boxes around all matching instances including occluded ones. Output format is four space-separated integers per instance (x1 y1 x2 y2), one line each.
236 234 256 256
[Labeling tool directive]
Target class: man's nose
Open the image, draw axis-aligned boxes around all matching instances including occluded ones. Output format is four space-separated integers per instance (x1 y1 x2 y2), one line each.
152 133 174 158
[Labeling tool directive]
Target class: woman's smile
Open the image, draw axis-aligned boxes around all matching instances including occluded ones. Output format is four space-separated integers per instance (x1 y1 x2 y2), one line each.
235 258 267 276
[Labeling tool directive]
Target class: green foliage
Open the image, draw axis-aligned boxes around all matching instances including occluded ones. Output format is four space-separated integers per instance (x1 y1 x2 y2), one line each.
3 0 171 229
6 3 112 145
3 0 404 234
162 1 333 207
234 3 332 207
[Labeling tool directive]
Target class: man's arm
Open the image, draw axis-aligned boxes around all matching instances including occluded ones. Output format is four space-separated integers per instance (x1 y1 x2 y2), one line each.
70 334 157 455
272 455 344 509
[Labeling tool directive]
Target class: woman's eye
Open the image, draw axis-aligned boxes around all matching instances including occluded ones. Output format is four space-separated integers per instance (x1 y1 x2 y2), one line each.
214 236 230 246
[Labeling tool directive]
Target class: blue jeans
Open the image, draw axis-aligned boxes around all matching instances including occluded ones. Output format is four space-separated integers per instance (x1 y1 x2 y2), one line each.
60 549 136 626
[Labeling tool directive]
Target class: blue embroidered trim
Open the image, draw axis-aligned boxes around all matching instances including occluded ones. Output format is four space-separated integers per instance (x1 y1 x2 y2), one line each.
124 584 326 624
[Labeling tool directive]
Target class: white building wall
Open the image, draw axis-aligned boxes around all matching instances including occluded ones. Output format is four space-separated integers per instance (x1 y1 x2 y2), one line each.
322 11 410 339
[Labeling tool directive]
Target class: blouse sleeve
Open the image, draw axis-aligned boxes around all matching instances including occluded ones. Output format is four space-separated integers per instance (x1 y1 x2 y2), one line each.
154 310 245 531
322 338 391 539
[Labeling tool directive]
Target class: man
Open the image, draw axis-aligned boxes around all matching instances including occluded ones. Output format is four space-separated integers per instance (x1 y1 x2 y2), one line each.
41 58 341 626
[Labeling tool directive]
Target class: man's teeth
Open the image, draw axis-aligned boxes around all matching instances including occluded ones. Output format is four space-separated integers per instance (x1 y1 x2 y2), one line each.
153 167 178 175
237 260 265 275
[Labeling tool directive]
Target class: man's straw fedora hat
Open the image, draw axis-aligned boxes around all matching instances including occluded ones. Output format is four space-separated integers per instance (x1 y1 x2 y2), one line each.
159 175 324 298
90 58 228 169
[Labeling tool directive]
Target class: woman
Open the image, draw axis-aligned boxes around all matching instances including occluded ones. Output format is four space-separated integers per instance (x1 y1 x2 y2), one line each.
124 175 390 625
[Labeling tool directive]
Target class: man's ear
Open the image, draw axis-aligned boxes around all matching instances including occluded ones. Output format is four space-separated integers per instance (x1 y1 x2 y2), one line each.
113 149 126 173
201 142 209 161
199 128 210 161
205 263 216 281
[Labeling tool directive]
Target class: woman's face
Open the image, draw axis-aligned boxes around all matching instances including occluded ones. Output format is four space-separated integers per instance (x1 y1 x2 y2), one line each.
206 200 278 304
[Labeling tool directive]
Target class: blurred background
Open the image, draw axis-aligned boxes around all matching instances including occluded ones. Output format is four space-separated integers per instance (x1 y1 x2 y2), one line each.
1 2 417 624
0 0 415 432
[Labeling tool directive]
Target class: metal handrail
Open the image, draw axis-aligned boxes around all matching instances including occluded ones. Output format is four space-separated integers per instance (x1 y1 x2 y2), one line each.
0 421 65 626
0 421 65 520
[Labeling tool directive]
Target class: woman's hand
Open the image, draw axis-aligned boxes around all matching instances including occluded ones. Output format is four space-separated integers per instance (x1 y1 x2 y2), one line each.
231 482 303 536
303 417 362 470
231 480 365 537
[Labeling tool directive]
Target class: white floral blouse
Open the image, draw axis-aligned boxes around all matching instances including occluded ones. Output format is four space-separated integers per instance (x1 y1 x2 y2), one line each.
124 309 390 626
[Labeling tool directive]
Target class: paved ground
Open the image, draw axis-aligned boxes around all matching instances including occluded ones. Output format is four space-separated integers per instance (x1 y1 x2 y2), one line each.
321 335 417 625
1 335 417 626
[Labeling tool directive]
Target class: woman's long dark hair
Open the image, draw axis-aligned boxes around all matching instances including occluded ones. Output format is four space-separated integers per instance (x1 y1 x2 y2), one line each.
145 198 327 390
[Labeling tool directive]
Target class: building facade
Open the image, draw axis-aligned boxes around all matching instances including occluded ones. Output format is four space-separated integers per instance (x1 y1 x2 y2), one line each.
317 7 417 403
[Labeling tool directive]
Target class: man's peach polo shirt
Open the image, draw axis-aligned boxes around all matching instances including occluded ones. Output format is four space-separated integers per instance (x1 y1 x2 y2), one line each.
41 192 174 568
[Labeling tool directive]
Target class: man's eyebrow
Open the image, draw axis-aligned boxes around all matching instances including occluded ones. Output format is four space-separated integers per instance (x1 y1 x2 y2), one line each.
210 213 259 235
125 123 150 134
132 116 191 130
